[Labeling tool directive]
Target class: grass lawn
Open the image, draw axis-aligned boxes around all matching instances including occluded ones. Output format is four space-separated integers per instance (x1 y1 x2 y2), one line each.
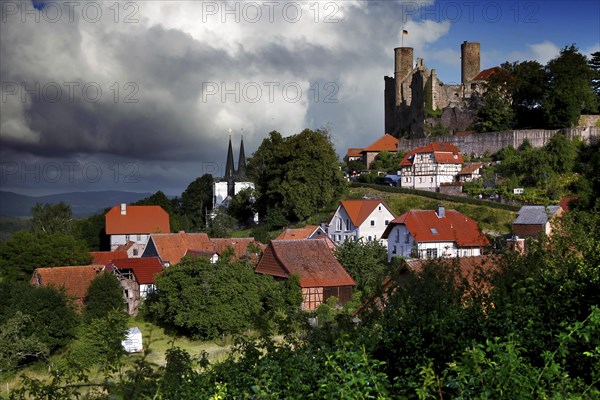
0 319 237 396
348 186 516 235
130 318 234 366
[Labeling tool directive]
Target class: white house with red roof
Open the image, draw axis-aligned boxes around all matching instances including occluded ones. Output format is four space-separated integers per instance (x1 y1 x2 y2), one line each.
327 199 396 247
105 204 170 253
381 205 490 261
399 142 463 191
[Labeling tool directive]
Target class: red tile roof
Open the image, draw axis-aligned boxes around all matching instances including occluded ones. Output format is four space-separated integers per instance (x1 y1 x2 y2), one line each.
400 142 463 166
210 238 259 259
358 255 499 314
108 257 163 285
347 148 363 158
90 250 129 265
105 205 170 235
382 209 490 247
472 66 502 81
30 265 105 301
361 134 399 152
332 200 395 227
458 163 483 175
559 196 578 212
147 232 212 265
275 225 323 240
256 239 356 288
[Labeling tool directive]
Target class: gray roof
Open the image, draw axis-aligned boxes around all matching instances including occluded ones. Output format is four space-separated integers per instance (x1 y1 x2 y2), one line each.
513 206 561 225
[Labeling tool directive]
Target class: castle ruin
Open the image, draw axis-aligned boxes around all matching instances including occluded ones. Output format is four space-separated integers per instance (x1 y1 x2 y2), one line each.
385 41 498 138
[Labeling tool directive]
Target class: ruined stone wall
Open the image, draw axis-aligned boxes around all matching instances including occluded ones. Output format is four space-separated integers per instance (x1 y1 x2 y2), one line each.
397 127 600 155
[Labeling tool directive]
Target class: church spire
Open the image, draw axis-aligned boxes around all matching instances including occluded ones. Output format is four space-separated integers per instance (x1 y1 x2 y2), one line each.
225 134 235 197
237 135 246 179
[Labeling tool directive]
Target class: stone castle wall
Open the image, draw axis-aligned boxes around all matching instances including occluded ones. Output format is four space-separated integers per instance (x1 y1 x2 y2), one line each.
397 127 600 156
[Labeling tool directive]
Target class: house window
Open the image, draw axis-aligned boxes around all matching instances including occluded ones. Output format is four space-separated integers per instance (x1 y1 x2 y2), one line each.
393 245 397 254
346 219 350 230
137 234 141 241
125 235 130 241
378 206 382 211
385 220 389 225
430 228 439 235
337 218 342 231
133 249 138 256
426 248 438 259
368 236 372 241
430 177 433 183
396 230 401 243
370 220 375 227
419 178 422 183
405 233 410 244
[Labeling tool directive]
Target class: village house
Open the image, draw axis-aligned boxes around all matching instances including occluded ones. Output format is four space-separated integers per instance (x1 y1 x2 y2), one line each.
90 249 128 265
381 205 490 261
30 265 105 309
457 162 484 182
105 257 163 315
105 204 170 253
326 199 396 247
275 225 327 240
512 205 563 239
142 231 261 266
360 134 399 168
141 232 213 266
399 142 464 191
346 148 363 162
255 239 356 310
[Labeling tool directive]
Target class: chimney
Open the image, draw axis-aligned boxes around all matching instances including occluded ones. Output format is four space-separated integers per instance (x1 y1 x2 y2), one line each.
437 205 445 218
120 203 126 216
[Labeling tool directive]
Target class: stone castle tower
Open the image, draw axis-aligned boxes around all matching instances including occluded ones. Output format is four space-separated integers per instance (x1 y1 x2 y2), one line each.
385 41 491 138
461 41 480 83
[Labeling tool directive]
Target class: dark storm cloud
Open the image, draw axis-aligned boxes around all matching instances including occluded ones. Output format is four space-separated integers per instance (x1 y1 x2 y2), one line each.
0 1 433 195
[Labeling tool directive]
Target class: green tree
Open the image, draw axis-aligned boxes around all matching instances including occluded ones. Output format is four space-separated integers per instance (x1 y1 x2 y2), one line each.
206 208 236 237
227 187 257 226
512 60 546 128
30 202 73 234
181 174 213 231
247 129 346 223
0 311 49 371
474 88 515 132
543 45 597 128
72 212 109 251
0 230 92 281
0 281 79 353
83 272 125 321
67 310 128 370
147 256 264 339
334 239 389 299
544 133 577 174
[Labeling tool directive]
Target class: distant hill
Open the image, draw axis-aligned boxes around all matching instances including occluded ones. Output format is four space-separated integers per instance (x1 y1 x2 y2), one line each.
0 191 154 217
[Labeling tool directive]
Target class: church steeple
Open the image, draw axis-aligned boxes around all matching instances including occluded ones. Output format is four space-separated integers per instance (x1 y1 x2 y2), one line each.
237 135 246 179
225 135 235 197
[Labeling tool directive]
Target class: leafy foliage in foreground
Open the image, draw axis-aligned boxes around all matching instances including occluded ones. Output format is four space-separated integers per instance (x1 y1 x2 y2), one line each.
145 254 302 340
